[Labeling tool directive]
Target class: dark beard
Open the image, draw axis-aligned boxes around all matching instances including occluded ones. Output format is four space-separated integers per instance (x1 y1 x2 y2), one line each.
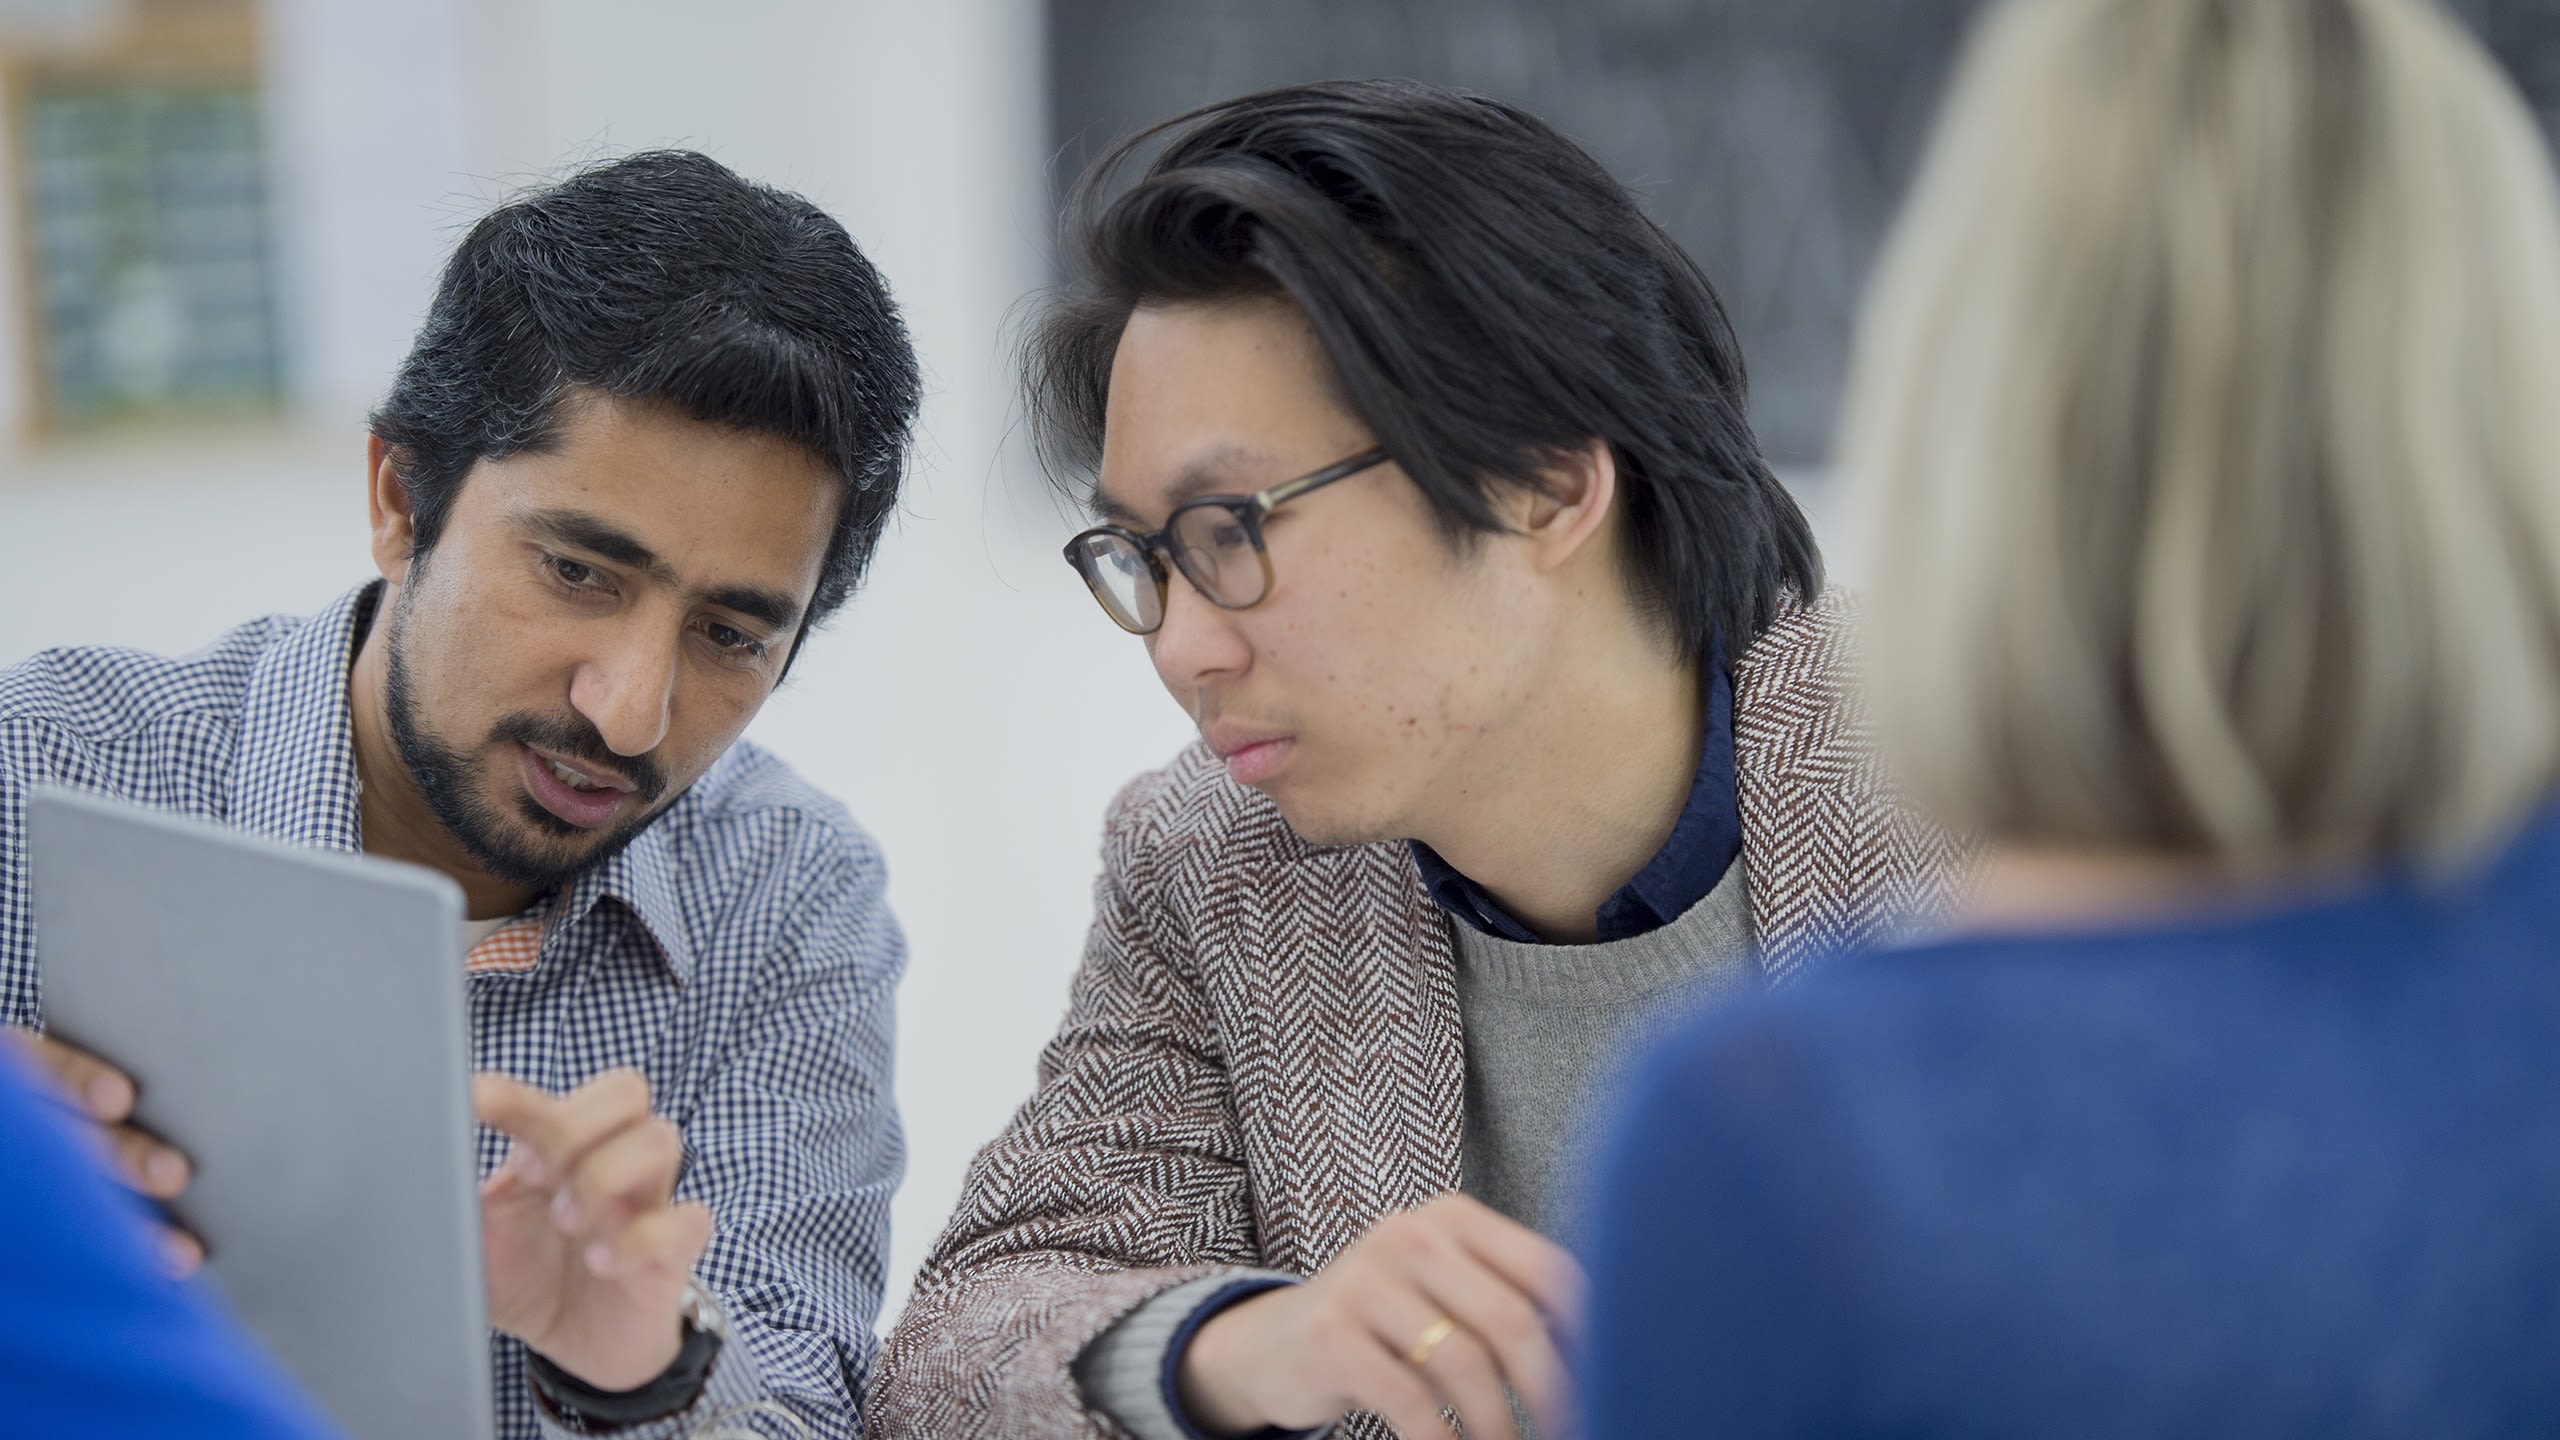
382 591 673 893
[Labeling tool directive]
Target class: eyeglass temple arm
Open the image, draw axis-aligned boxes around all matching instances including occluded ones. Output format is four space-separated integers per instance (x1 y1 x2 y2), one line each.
1251 448 1392 514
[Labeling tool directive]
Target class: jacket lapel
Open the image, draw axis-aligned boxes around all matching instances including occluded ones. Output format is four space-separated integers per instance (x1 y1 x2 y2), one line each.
1734 588 1966 981
1207 832 1464 1274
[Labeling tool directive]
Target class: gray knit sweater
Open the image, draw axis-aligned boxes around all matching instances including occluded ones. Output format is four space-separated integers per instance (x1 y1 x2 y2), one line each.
1075 858 1760 1438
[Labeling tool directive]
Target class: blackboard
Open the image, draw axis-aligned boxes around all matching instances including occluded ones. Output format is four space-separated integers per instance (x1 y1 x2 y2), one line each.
1052 0 2560 467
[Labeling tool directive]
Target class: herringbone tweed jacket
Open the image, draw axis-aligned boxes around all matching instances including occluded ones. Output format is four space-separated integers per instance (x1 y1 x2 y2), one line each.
867 590 1960 1439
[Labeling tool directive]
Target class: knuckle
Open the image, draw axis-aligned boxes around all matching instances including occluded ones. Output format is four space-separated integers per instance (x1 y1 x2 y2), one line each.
1483 1296 1545 1353
1375 1214 1439 1265
1305 1290 1358 1339
1440 1333 1499 1385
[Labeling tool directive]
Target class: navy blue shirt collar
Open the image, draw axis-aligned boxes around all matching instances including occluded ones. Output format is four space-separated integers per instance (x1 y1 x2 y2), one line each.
1411 636 1741 945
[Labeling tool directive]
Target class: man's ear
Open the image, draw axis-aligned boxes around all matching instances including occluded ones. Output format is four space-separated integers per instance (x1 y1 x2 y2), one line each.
367 435 419 586
1513 437 1619 574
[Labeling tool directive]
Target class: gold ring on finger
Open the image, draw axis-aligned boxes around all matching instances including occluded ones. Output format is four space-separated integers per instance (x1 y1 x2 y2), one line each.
1406 1316 1458 1369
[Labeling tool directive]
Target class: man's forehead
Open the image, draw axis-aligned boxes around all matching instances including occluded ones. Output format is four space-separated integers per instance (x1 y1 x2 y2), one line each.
1092 441 1281 525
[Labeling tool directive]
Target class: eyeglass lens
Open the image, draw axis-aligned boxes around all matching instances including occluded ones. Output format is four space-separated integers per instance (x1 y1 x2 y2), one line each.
1071 532 1162 632
1167 504 1263 608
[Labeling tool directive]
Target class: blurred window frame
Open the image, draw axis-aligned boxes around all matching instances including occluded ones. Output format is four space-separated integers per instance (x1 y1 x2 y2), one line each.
3 0 283 441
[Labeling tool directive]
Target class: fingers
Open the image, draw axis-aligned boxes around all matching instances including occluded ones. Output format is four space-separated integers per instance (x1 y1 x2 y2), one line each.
583 1200 713 1281
550 1112 684 1238
17 1029 137 1122
110 1123 191 1199
475 1068 653 1180
10 1032 194 1209
160 1226 205 1279
1364 1296 1516 1440
1406 1251 1568 1437
477 1068 698 1282
1333 1340 1461 1440
1355 1196 1579 1438
1436 1194 1589 1326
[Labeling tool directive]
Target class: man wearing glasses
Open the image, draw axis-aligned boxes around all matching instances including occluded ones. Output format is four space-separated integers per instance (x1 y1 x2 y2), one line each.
869 81 1960 1440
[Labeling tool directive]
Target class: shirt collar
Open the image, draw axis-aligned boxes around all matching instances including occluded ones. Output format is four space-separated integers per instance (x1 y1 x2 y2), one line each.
228 581 696 985
1411 633 1740 946
550 820 699 986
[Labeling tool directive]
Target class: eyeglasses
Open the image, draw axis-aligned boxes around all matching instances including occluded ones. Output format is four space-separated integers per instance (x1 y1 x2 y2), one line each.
1063 447 1391 635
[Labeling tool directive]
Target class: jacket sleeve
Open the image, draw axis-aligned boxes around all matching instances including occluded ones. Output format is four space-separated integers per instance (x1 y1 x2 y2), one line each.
866 773 1271 1439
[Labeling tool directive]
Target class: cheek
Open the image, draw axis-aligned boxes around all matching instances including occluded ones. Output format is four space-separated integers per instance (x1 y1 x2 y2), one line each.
405 582 566 721
657 672 771 780
1266 563 1496 751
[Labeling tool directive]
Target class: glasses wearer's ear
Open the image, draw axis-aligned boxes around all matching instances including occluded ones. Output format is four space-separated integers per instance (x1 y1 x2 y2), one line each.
1516 439 1620 572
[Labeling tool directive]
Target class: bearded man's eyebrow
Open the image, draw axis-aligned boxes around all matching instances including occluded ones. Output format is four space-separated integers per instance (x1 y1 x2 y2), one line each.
523 509 676 585
525 508 801 629
703 586 801 631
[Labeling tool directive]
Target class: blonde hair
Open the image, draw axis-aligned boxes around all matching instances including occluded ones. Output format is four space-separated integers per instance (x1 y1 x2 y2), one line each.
1844 0 2560 870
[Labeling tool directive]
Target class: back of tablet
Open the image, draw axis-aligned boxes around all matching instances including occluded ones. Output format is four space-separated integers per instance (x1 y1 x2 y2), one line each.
29 785 494 1440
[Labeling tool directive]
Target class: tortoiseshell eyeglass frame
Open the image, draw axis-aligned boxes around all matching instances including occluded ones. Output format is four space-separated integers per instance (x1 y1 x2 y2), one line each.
1062 447 1392 635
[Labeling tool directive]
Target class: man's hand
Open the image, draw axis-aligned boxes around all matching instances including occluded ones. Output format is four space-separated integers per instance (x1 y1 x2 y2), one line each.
6 1028 202 1273
1176 1193 1585 1440
474 1069 713 1392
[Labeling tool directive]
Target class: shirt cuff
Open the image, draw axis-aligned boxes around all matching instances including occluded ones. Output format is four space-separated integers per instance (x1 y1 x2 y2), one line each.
531 1331 771 1439
1074 1271 1325 1440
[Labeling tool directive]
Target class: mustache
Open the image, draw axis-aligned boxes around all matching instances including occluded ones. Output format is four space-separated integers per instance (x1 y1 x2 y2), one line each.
492 713 668 805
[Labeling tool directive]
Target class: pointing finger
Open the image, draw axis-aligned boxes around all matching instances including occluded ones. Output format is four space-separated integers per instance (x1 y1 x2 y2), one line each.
474 1069 654 1177
584 1200 714 1280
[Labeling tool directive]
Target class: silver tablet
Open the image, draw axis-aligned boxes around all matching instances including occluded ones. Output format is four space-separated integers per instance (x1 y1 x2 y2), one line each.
29 785 494 1440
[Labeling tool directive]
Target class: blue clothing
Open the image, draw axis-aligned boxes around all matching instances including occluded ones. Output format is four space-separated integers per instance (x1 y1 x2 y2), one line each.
1413 640 1738 943
0 585 906 1440
1583 806 2560 1439
0 1045 343 1438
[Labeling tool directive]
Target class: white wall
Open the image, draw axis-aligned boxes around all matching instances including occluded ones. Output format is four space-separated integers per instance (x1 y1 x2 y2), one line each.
0 64 21 449
0 0 1196 1329
0 0 1848 1337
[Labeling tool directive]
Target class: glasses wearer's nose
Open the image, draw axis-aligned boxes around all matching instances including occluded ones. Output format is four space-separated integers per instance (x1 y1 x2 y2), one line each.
1063 447 1391 635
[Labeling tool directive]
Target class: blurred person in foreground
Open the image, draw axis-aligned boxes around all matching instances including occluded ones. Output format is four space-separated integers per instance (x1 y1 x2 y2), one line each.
869 80 1960 1440
0 1044 342 1438
0 151 920 1439
1582 0 2560 1433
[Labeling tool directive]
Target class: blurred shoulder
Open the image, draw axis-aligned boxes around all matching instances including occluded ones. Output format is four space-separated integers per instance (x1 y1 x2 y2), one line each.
0 615 299 743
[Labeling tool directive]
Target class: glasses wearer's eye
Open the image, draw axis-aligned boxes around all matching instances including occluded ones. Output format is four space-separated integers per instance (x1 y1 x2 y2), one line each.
1062 447 1390 635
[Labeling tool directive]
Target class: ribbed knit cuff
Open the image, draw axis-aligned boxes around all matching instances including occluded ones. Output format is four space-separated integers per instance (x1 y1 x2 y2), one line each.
1073 1271 1319 1440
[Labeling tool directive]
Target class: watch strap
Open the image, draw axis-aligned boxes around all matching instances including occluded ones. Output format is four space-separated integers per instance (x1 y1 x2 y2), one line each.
527 1316 722 1433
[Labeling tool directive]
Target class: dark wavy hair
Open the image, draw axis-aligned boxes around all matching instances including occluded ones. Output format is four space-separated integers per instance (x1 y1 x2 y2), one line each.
371 149 920 633
1027 79 1821 658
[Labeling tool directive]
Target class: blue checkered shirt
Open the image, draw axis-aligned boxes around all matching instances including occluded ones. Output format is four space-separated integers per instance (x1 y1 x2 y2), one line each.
0 585 905 1440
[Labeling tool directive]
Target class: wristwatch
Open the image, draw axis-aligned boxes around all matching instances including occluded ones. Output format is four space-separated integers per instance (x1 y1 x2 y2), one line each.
526 1281 729 1433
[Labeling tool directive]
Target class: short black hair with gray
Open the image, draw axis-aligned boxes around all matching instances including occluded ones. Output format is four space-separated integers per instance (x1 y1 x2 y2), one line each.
372 149 920 630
